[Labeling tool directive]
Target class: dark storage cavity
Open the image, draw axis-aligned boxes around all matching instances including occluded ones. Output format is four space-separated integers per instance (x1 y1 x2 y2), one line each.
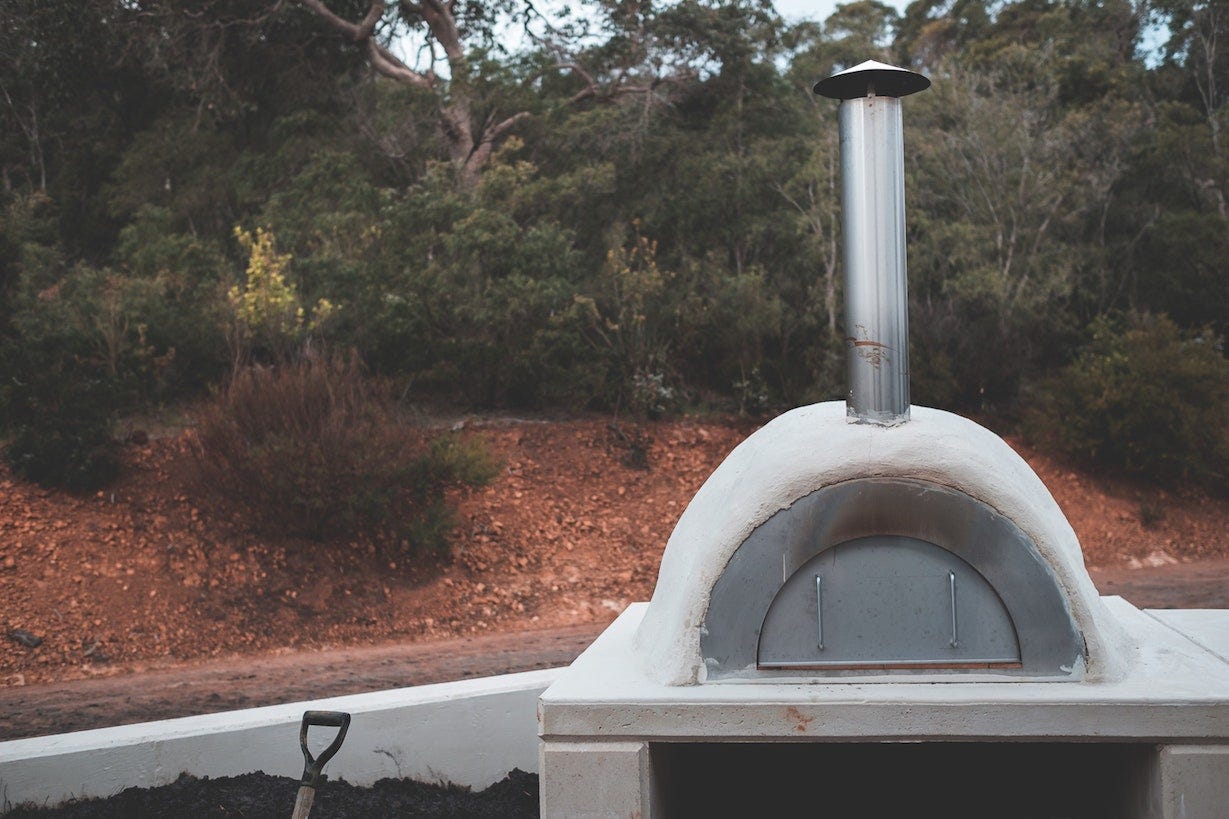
651 742 1153 818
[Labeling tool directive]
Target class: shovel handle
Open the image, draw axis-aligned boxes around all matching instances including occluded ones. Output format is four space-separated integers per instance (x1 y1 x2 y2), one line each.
298 710 351 789
290 785 316 819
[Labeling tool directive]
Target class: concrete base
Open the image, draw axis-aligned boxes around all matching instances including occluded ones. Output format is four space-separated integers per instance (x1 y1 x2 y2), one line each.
539 602 1229 818
540 741 657 819
1153 746 1229 819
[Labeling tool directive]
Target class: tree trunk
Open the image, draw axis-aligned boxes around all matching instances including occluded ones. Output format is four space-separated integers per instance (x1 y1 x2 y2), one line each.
297 0 527 179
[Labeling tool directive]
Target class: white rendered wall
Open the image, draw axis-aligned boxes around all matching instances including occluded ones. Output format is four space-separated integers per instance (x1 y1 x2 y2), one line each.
633 402 1133 685
0 668 557 810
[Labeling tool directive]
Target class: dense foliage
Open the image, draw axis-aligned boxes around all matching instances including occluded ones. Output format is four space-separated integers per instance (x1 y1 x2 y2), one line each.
1024 314 1229 485
1 0 1226 489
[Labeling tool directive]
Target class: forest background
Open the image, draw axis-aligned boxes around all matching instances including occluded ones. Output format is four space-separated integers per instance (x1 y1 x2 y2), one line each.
1 0 1227 501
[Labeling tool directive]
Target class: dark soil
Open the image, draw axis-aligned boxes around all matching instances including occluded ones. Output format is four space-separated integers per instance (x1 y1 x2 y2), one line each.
4 769 538 818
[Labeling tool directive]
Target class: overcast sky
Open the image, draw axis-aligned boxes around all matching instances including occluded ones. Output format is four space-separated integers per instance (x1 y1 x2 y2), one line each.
774 0 910 25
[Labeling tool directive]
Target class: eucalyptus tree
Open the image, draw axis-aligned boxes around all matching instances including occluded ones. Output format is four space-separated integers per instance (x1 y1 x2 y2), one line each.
0 0 163 258
290 0 532 178
1154 0 1227 161
1123 0 1229 333
289 0 716 180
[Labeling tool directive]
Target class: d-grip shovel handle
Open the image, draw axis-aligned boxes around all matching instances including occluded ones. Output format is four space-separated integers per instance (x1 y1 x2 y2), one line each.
298 710 351 789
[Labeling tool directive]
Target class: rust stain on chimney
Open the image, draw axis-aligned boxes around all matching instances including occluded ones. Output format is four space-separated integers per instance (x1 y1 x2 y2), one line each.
846 326 892 369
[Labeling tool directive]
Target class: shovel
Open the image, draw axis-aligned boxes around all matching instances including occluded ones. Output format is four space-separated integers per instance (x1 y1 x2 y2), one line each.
291 710 351 819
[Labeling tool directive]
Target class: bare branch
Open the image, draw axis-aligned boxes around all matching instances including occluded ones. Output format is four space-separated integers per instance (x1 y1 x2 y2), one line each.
297 0 384 42
551 59 691 106
418 0 465 67
296 1 435 88
485 111 530 144
367 39 434 88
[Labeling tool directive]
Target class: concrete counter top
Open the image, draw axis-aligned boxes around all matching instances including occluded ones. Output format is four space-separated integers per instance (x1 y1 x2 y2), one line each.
540 600 1229 743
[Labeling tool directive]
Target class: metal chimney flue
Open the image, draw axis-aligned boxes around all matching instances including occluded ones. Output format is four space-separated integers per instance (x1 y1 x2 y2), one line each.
815 61 930 425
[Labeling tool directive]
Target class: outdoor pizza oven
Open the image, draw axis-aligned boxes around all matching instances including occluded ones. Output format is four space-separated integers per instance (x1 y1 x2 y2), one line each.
631 61 1124 687
538 61 1229 819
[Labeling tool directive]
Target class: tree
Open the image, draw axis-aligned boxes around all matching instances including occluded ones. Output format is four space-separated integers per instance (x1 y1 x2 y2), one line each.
0 1 160 258
1025 312 1229 487
894 0 993 69
1115 0 1229 333
294 0 529 178
906 49 1140 406
778 127 841 346
293 0 725 180
1156 0 1228 163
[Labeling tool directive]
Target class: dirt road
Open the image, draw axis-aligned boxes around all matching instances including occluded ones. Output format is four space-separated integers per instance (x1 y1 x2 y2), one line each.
0 624 606 740
4 559 1228 741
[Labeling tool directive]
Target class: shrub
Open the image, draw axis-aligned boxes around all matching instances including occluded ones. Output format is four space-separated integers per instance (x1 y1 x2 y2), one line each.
1023 313 1229 488
0 256 122 492
0 342 120 491
114 206 231 396
193 349 496 546
568 225 682 416
227 226 335 366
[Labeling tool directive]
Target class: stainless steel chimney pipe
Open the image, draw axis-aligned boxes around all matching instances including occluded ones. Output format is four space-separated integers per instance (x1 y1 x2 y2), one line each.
815 61 930 425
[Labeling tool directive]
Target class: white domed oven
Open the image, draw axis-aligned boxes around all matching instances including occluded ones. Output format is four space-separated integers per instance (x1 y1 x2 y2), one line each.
538 61 1229 819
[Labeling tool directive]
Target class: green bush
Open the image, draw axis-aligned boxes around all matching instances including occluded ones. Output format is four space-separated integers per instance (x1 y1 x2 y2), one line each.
0 205 123 490
1024 313 1229 488
0 366 119 486
0 339 120 491
114 206 230 395
192 349 497 546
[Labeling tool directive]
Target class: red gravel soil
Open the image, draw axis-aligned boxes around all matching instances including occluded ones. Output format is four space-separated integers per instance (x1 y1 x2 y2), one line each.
2 413 1228 735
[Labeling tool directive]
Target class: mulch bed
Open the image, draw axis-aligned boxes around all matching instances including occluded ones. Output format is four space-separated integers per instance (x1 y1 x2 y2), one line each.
5 769 538 818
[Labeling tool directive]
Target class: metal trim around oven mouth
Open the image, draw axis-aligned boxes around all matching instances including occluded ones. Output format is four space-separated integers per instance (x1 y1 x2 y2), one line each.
701 478 1085 681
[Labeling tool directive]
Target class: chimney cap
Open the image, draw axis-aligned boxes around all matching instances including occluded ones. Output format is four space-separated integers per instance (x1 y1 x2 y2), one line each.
814 60 931 100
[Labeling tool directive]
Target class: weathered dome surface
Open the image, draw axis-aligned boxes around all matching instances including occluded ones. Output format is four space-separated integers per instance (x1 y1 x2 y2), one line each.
632 402 1132 686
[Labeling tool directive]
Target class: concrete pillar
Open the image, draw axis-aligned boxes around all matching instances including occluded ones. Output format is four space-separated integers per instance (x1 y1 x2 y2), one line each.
540 741 657 819
1157 745 1229 819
